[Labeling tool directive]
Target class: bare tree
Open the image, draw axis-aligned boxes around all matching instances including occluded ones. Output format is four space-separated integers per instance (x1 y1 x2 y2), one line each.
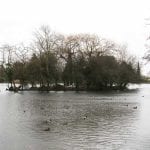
0 44 15 65
32 26 59 87
14 44 30 63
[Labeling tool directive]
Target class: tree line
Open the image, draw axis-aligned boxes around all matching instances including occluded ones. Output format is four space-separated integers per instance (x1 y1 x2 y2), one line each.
0 26 141 91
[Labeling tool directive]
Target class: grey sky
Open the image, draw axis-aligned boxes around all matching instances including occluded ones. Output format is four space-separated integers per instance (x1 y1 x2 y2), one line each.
0 0 150 74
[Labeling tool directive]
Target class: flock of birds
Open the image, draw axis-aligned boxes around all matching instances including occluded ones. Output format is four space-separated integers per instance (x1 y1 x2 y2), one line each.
125 104 137 109
22 95 144 132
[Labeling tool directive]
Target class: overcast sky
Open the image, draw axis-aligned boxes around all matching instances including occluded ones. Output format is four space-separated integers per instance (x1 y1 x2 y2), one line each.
0 0 150 74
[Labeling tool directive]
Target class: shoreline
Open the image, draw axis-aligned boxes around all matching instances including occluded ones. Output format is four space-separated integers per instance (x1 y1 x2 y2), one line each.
4 82 147 92
6 85 129 92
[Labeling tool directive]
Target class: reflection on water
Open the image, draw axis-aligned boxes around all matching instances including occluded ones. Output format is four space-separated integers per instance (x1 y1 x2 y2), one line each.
0 84 150 149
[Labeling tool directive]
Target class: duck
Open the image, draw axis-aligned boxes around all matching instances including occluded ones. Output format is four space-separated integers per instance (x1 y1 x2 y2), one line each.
83 116 87 120
40 107 44 110
43 127 50 131
46 118 52 124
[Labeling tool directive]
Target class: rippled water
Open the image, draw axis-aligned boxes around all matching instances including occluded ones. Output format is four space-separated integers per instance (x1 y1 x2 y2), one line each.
0 83 150 149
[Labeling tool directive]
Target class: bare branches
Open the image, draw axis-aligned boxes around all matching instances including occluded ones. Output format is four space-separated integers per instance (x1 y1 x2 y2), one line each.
0 44 15 64
33 25 58 54
14 44 30 64
1 25 140 90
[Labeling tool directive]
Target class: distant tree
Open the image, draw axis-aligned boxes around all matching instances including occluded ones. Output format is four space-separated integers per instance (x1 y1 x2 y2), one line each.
99 56 118 88
61 35 80 86
85 56 118 90
0 65 5 82
78 34 116 58
117 61 137 88
5 63 14 88
13 61 27 90
32 26 59 88
73 55 86 90
1 44 15 88
40 52 58 87
136 62 141 82
26 54 40 87
12 44 30 90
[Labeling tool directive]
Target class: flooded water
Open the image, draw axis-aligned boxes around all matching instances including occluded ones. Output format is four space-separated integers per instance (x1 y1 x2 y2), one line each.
0 84 150 149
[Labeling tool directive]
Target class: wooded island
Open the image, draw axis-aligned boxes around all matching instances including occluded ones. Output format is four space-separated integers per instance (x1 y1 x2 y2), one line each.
0 26 142 91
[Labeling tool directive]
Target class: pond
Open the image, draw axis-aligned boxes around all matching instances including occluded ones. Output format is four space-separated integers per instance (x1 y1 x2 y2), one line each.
0 83 150 150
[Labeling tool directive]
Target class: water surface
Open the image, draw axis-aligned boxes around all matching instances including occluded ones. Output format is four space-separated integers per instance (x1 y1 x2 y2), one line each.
0 84 150 150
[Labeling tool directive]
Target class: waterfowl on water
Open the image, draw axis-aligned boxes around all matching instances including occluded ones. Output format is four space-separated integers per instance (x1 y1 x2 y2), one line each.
46 119 52 124
133 106 137 109
40 107 44 110
83 116 87 120
43 127 50 131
